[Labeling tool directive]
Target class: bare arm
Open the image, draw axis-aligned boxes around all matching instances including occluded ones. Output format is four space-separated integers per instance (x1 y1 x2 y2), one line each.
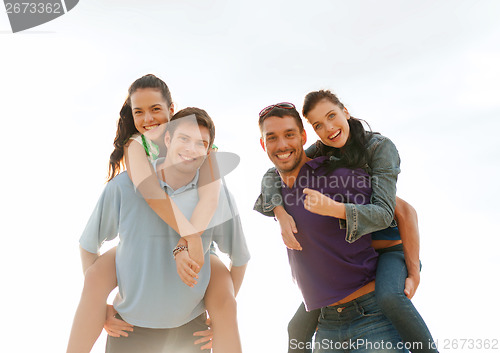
394 196 421 299
125 138 197 236
80 246 99 275
229 263 247 297
125 140 220 270
192 151 221 236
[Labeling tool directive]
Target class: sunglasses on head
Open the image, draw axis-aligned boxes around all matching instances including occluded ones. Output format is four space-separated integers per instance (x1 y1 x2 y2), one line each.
258 102 296 118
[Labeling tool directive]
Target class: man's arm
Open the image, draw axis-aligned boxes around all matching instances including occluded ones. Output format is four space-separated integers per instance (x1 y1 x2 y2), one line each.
229 263 247 297
80 245 99 275
394 196 420 299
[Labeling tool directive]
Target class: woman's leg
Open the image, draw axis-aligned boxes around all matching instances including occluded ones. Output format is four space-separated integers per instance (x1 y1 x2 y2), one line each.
204 254 242 353
376 248 438 353
67 247 118 353
288 302 320 353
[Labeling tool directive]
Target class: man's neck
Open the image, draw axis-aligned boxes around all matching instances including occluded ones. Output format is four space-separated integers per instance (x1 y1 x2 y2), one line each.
279 153 311 189
157 160 196 191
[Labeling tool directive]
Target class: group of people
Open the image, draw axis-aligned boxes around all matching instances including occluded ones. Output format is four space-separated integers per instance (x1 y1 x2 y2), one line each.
66 74 438 353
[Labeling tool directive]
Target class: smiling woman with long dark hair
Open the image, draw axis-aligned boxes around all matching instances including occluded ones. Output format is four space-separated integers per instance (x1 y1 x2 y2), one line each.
255 89 437 353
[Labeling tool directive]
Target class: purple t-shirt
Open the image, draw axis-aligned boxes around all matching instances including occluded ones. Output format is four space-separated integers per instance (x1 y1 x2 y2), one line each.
282 157 378 311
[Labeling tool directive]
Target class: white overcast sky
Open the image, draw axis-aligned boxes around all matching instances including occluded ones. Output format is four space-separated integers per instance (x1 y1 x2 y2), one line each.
1 1 499 352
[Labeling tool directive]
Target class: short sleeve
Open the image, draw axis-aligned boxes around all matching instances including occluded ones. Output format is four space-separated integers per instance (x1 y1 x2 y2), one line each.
213 187 250 267
79 182 121 254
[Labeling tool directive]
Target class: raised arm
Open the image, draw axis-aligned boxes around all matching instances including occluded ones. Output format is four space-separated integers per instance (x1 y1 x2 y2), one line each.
394 196 421 299
293 136 400 244
192 150 221 236
342 136 401 242
125 137 196 235
124 138 220 270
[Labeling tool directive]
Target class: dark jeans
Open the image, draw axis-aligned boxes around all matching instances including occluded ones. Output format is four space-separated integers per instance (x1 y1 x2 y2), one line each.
106 313 208 353
288 245 437 353
314 292 404 353
288 302 320 353
375 245 438 353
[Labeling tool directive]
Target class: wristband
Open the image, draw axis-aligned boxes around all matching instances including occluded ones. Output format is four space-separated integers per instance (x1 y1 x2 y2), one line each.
173 245 188 258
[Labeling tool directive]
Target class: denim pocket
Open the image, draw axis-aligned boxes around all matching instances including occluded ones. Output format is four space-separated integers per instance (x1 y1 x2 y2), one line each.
357 302 384 317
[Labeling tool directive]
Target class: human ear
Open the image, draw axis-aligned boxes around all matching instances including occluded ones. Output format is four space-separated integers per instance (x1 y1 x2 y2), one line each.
344 107 350 119
260 138 266 151
168 104 175 120
164 131 171 148
301 129 307 146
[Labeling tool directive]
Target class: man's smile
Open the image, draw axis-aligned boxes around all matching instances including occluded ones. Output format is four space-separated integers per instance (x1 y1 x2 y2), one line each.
276 151 293 160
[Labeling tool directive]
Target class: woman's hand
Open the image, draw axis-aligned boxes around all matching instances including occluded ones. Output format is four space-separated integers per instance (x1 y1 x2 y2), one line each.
303 188 346 219
193 317 213 350
175 248 200 287
404 274 420 299
273 206 302 251
104 305 134 337
185 236 205 272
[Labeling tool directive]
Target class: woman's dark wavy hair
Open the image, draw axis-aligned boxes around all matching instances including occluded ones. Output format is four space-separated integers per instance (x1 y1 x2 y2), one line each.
302 90 373 171
107 74 173 181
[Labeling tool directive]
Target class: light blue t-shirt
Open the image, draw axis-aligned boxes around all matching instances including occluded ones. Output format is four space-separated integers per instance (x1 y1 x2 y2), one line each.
79 169 250 329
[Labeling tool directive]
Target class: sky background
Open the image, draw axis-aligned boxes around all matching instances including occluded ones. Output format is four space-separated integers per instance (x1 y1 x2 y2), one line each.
1 1 499 352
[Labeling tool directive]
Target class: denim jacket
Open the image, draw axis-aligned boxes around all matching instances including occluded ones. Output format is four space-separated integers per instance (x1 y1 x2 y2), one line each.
253 133 401 243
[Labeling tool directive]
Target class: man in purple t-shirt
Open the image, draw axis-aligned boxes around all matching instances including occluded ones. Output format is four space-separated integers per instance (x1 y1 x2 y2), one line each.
258 104 404 353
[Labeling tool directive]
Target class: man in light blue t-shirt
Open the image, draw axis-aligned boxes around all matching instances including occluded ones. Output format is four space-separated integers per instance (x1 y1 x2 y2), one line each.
80 108 250 353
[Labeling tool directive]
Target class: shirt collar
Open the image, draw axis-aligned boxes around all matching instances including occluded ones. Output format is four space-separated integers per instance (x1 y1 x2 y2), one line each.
272 156 329 178
303 156 329 171
153 158 199 195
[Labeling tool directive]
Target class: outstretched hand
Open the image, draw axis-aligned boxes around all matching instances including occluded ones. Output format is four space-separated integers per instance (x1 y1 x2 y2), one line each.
193 317 213 350
175 248 200 287
104 305 134 337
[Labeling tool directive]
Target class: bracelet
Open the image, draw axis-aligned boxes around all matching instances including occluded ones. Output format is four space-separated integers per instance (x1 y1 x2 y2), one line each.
173 245 188 258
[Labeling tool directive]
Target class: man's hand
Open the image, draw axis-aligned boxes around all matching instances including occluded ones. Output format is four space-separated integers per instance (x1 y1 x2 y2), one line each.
404 274 420 299
175 249 200 287
193 317 213 350
104 305 134 338
273 206 302 251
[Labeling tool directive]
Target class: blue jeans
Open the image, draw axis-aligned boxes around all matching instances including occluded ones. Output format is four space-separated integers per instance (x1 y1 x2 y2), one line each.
288 302 321 353
288 246 437 353
375 245 438 353
314 292 405 353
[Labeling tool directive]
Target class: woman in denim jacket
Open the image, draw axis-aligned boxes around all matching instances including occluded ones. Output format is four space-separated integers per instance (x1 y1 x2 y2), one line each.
254 90 437 353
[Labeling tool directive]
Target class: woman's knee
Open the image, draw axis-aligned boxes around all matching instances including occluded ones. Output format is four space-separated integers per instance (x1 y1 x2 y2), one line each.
376 287 408 313
83 259 117 295
206 287 237 315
